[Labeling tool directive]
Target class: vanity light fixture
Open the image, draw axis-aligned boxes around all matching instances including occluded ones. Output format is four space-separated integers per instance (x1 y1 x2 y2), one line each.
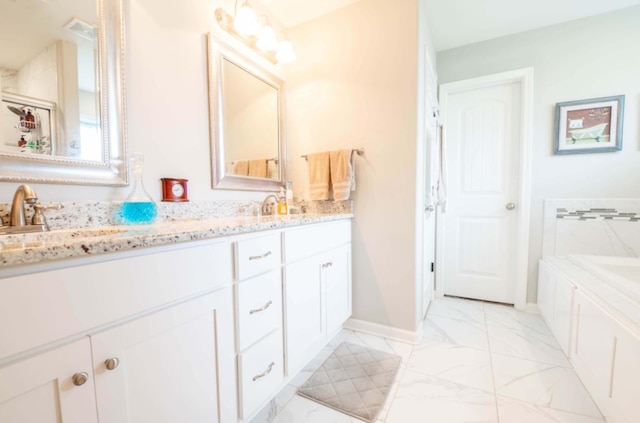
214 2 296 65
256 22 277 52
233 0 258 36
276 39 296 64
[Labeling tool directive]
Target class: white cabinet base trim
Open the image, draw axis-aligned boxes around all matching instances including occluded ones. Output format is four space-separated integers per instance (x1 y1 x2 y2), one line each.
344 318 419 345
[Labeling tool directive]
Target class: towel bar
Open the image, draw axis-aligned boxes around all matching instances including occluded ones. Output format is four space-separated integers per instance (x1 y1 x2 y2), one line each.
301 148 365 161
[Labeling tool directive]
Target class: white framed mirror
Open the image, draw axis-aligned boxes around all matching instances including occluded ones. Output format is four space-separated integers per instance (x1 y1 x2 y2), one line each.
207 33 286 191
0 0 127 186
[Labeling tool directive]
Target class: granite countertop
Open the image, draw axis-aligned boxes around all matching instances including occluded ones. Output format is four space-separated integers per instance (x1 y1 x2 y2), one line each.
0 213 353 269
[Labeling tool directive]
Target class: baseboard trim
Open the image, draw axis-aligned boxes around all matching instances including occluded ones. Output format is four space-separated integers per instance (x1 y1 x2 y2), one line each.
344 318 421 345
525 302 540 313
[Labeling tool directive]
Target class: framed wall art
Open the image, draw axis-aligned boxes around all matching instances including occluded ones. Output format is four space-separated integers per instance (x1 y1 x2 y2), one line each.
554 95 625 154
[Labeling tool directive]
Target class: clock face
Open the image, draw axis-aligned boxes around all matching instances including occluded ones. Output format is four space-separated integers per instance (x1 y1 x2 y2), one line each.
171 183 185 197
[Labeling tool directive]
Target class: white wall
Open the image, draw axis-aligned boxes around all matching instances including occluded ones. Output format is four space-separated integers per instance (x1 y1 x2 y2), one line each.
0 0 281 203
285 0 422 331
436 6 640 303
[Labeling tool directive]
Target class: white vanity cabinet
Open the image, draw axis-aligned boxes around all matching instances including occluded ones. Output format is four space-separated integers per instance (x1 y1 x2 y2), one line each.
232 233 284 421
91 289 235 423
0 240 237 423
282 220 352 376
0 338 98 423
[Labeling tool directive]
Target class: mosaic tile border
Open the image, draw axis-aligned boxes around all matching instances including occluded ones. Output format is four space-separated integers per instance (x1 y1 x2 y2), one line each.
556 208 640 222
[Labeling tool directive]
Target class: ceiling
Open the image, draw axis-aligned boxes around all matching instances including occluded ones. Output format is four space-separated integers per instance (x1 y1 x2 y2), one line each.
257 0 640 51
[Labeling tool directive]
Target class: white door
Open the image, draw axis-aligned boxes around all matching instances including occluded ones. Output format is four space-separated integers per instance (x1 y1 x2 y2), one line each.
422 53 438 318
442 81 521 304
422 124 437 317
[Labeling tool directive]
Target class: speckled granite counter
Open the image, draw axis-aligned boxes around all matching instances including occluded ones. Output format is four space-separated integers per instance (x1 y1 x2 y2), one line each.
0 213 352 268
0 200 353 269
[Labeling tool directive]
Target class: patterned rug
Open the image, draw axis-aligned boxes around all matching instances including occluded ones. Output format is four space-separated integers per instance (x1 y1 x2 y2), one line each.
297 342 402 422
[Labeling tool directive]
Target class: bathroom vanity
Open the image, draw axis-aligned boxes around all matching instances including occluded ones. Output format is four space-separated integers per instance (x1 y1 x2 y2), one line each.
0 215 352 423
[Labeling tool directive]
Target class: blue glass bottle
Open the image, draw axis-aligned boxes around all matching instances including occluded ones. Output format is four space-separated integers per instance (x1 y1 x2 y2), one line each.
121 153 157 224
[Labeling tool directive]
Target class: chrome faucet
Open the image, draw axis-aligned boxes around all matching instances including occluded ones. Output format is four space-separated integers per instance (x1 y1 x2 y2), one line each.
9 184 38 227
261 194 279 216
1 184 62 234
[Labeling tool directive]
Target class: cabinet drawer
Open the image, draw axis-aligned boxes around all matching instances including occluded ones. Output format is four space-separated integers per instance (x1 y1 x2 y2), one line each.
234 234 281 280
283 220 351 262
0 241 232 361
236 271 282 351
238 330 283 419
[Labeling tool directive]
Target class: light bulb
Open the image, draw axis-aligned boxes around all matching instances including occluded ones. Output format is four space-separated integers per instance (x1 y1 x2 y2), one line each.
276 40 296 63
234 3 258 36
257 25 277 52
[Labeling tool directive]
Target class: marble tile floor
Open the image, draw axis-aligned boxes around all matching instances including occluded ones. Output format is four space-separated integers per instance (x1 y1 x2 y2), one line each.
251 297 603 423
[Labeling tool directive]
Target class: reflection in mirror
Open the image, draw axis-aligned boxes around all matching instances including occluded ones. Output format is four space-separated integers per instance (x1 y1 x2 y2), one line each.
0 0 127 185
208 33 286 191
222 59 279 179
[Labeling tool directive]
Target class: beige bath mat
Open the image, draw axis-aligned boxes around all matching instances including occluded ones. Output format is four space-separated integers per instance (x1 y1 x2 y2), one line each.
297 342 402 422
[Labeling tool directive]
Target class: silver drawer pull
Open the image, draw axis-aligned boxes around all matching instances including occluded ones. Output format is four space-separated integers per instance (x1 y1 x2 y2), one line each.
322 262 333 269
249 251 272 261
253 362 275 382
250 300 273 315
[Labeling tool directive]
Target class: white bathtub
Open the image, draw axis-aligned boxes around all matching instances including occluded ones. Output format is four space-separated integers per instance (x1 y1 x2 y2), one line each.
538 255 640 423
568 255 640 305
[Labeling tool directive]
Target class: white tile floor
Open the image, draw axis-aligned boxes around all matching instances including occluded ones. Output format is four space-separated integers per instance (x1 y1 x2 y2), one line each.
251 297 604 423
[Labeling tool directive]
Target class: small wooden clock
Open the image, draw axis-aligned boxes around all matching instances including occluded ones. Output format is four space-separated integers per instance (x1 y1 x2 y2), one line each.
161 178 189 202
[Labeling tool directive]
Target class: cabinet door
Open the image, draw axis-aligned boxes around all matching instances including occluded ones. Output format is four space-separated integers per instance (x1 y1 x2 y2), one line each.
0 338 98 423
537 260 555 327
92 288 236 423
553 273 575 357
572 291 616 404
283 257 325 376
611 328 640 423
323 245 352 336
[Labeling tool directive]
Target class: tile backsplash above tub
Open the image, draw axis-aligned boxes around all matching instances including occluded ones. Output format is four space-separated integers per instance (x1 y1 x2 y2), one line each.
543 199 640 258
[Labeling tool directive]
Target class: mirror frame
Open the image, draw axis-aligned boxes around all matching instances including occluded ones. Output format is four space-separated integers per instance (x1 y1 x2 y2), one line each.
0 0 128 186
207 33 286 191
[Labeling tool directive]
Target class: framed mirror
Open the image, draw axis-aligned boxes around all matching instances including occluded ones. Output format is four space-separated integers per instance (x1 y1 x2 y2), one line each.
207 34 286 191
0 0 127 186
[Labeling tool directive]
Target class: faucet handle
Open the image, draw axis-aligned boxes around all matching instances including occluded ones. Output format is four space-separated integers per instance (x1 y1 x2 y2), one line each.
32 203 63 227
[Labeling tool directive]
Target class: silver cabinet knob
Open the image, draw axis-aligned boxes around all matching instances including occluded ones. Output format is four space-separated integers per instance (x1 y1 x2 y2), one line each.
506 203 516 211
425 205 435 212
105 357 120 371
72 372 88 386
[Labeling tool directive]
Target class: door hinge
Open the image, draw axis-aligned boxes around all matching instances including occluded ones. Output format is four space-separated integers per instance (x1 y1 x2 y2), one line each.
431 262 435 272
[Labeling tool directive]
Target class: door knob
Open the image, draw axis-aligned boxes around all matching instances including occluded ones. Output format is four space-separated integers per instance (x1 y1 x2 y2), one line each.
105 357 120 371
506 203 516 211
72 372 88 386
425 205 435 212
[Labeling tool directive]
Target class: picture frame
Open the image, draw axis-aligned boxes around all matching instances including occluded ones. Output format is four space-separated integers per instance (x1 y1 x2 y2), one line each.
554 95 624 155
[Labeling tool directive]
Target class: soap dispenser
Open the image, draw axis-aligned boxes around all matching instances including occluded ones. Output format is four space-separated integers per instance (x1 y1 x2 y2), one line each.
277 187 288 215
121 153 157 224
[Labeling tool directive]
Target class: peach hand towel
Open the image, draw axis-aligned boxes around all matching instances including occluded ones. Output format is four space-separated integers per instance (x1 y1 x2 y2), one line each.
308 152 331 200
234 160 249 176
330 149 355 201
248 159 268 178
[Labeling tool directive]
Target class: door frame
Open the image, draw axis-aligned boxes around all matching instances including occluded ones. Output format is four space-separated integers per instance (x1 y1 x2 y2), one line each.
435 68 533 310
